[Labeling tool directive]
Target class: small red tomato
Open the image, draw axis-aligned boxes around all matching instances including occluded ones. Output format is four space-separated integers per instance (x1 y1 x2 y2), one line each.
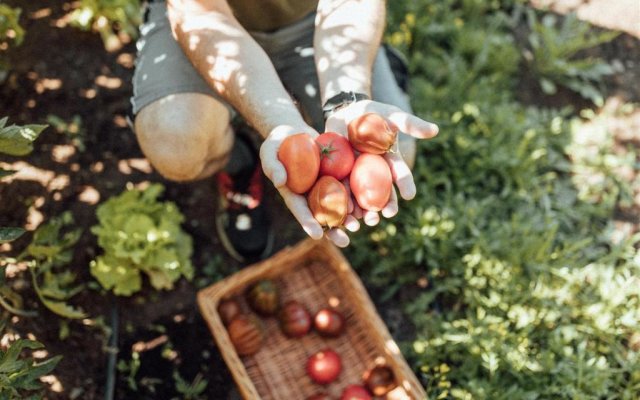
278 133 321 194
306 349 342 384
278 300 312 338
307 176 349 228
217 298 242 326
313 308 345 337
347 113 397 154
363 365 397 396
349 153 392 212
316 132 355 180
340 384 371 400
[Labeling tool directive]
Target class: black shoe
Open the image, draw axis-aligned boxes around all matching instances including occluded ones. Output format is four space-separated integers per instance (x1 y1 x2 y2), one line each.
215 140 274 263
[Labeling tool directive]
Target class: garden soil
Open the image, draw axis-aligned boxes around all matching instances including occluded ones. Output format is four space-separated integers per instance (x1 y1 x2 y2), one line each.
0 0 638 398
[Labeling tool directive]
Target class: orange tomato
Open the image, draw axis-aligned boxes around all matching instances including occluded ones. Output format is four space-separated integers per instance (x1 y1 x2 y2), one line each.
278 133 320 194
347 113 397 154
307 176 348 228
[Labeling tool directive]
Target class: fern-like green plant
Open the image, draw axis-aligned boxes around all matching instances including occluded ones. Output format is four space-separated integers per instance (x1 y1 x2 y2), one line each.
0 322 61 400
523 9 619 105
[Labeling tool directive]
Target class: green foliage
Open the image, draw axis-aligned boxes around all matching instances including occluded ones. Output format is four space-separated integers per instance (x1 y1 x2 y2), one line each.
69 0 141 51
0 117 47 160
173 371 208 400
0 330 61 400
90 184 194 296
0 4 24 76
0 229 24 245
19 212 87 319
522 9 619 105
345 1 640 398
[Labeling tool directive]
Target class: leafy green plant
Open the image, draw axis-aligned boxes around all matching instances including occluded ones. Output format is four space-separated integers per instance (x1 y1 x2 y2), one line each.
0 117 47 177
522 9 619 105
17 212 87 319
347 2 640 398
90 183 194 296
68 0 141 51
0 4 25 80
0 323 61 400
173 371 207 400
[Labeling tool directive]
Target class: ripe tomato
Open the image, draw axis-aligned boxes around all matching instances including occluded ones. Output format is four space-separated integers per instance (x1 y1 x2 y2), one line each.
340 384 371 400
227 315 264 356
313 308 345 337
363 365 397 396
308 176 348 228
306 349 342 384
278 133 320 194
349 153 392 212
347 113 397 154
316 132 355 180
278 300 312 338
246 279 280 316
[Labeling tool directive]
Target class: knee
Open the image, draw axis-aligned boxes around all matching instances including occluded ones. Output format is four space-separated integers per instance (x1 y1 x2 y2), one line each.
134 93 232 181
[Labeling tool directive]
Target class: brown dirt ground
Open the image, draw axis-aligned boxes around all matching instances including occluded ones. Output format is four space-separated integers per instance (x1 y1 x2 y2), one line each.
0 0 638 399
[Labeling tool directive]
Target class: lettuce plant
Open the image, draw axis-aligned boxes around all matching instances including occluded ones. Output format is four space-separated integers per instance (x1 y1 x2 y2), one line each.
90 184 194 296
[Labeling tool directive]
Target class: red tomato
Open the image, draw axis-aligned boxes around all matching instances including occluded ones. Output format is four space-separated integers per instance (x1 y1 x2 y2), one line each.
340 384 371 400
278 133 320 194
308 176 349 228
316 132 355 180
306 349 342 384
347 113 397 154
349 153 392 212
278 300 312 338
313 308 345 337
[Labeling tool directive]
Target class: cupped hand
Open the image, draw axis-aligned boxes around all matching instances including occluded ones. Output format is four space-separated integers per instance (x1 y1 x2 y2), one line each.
259 124 360 248
325 100 439 224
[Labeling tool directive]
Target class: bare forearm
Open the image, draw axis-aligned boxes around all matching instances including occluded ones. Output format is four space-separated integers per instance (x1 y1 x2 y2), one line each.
314 0 386 103
167 0 308 137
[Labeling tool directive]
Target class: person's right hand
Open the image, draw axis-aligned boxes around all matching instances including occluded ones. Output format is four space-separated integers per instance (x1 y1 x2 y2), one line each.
260 124 360 248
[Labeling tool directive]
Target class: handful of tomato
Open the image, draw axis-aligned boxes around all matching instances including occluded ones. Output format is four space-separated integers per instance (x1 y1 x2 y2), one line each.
277 113 397 228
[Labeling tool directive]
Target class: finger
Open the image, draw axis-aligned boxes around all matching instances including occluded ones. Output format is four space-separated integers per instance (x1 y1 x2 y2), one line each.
326 228 350 248
343 215 360 232
279 188 324 239
259 141 287 187
363 210 380 226
382 186 399 218
343 178 354 214
385 150 416 200
352 202 363 220
386 111 439 139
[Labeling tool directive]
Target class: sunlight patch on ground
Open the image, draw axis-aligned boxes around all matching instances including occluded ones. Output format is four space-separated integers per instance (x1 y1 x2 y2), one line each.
29 8 52 20
40 374 64 393
52 144 76 163
78 186 100 205
95 75 123 89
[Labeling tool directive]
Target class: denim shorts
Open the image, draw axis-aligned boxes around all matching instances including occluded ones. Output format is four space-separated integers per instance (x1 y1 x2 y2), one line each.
130 1 412 131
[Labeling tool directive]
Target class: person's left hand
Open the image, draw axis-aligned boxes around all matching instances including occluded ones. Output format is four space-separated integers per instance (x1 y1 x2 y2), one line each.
325 100 439 226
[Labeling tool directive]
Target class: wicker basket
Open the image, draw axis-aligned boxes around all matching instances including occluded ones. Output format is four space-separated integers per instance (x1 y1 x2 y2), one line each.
198 238 427 399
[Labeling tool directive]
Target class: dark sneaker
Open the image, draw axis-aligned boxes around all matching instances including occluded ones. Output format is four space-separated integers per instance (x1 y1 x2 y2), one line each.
215 151 274 263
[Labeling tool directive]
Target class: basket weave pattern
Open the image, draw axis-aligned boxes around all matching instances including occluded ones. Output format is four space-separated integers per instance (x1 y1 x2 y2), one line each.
198 238 426 399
